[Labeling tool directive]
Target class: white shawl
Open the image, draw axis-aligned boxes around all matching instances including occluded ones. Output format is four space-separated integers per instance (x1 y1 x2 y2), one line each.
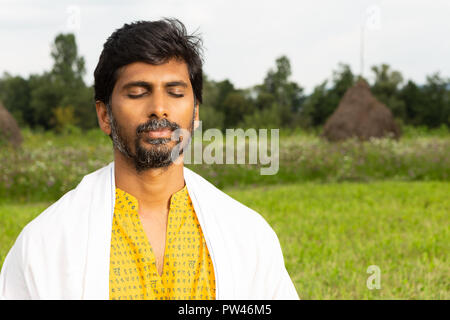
0 162 299 300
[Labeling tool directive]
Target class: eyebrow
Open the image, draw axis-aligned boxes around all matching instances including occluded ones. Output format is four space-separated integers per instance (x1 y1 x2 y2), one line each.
121 80 188 91
165 81 188 88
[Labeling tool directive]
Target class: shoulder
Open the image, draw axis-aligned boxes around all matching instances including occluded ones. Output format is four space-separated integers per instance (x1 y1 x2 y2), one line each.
20 189 77 241
14 163 111 251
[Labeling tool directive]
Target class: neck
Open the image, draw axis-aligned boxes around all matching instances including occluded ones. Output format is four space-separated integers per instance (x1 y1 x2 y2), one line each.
113 149 185 215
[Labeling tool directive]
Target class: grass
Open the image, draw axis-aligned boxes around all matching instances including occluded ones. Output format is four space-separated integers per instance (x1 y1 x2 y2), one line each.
1 181 448 299
226 180 449 299
0 201 50 264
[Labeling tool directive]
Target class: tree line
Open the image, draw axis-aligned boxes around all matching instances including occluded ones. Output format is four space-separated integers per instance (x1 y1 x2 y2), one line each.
1 33 449 133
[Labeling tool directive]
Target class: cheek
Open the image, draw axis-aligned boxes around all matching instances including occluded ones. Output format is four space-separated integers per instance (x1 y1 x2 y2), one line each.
111 99 139 131
111 112 138 139
180 105 196 124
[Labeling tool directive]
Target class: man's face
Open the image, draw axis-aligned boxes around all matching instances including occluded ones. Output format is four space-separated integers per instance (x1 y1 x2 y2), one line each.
107 59 198 173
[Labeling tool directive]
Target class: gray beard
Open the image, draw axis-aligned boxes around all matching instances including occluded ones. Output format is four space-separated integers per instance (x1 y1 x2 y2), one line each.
107 106 194 173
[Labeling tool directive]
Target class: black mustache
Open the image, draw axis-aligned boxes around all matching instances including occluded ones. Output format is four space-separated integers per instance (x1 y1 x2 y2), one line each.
136 118 180 135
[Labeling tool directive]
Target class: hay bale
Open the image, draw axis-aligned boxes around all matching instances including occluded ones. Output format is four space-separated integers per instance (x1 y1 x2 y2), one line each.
321 79 401 142
0 101 23 147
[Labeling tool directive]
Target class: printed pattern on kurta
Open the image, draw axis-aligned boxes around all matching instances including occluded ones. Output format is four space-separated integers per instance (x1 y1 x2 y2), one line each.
109 185 216 300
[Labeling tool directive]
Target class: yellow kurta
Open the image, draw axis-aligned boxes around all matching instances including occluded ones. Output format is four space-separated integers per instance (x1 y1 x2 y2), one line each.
109 185 216 300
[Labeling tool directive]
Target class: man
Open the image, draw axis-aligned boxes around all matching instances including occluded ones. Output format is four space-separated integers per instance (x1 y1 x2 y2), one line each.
0 19 298 300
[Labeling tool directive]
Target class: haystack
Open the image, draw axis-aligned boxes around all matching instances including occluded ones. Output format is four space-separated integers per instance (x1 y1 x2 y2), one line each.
0 101 23 147
321 79 401 141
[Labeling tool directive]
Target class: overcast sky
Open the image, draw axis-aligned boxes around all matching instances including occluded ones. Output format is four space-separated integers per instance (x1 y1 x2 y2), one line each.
0 0 449 93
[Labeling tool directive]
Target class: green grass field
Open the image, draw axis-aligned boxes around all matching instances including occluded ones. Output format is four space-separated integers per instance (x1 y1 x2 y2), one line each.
230 181 450 299
1 180 448 299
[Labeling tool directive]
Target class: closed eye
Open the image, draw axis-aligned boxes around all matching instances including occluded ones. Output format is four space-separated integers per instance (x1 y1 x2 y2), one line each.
127 93 147 99
169 92 184 98
127 92 184 99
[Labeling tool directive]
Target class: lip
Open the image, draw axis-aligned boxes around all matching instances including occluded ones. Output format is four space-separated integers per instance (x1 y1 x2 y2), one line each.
146 128 172 138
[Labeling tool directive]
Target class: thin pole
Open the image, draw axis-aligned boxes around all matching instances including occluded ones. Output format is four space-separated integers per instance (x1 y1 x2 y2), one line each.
360 22 365 78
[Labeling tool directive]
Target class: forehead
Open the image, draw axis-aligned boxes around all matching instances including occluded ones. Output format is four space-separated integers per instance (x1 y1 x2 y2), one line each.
115 59 191 87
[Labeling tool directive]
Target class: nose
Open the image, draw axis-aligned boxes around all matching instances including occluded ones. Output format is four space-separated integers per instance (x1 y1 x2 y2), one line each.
147 87 168 119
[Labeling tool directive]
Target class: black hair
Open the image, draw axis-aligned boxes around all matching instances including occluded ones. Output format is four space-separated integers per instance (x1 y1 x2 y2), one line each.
94 18 204 109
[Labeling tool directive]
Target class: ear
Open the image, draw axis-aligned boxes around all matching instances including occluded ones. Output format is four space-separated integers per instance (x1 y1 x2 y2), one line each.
193 102 200 130
95 101 112 136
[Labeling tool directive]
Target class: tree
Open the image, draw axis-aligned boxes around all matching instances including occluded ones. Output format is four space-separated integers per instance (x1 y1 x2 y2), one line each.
242 102 282 129
299 63 355 128
299 80 329 127
0 73 31 126
23 33 96 130
203 78 256 130
50 34 96 130
222 90 252 128
263 56 292 99
28 72 64 129
200 74 225 131
421 73 450 128
331 63 355 100
370 64 406 120
51 105 77 133
255 55 304 128
51 33 86 87
399 74 450 128
399 80 426 126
